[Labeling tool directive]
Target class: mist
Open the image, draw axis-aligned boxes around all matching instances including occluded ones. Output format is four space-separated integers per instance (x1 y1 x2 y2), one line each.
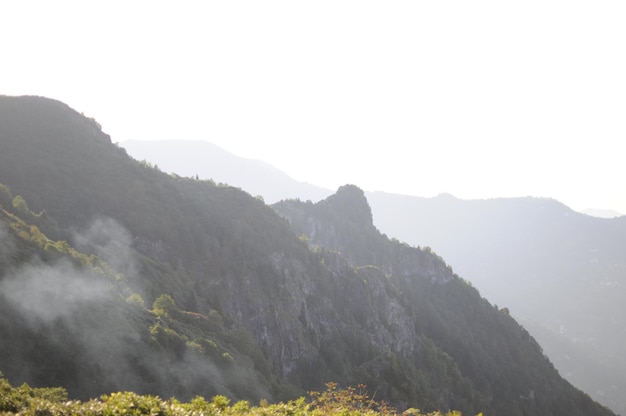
0 259 111 325
0 217 271 401
0 218 143 396
72 217 138 281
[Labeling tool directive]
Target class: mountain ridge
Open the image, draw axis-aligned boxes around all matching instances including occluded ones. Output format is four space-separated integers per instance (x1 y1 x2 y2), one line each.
120 139 623 217
121 139 332 204
0 95 615 415
126 137 626 413
367 190 626 415
118 135 626 414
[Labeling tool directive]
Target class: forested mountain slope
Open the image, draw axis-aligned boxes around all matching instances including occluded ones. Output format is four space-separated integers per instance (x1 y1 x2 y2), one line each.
115 131 626 413
367 191 626 414
0 95 615 415
117 128 625 414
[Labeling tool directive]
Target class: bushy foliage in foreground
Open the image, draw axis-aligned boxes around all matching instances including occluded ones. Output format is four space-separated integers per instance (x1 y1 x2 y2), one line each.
0 377 472 416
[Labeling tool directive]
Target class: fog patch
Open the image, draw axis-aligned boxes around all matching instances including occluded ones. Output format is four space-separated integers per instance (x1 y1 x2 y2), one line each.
0 218 142 396
73 218 138 280
0 217 271 401
0 259 111 325
0 217 134 326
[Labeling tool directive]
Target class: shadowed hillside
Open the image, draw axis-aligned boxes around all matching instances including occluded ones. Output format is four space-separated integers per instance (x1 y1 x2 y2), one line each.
0 95 616 416
367 191 626 414
117 130 625 413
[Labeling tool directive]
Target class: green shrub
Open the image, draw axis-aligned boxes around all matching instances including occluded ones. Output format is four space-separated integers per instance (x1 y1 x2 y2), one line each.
0 375 471 415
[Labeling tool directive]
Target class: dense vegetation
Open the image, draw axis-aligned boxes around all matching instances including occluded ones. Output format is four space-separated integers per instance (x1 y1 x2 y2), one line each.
0 196 277 402
120 136 626 414
0 95 616 416
0 376 472 416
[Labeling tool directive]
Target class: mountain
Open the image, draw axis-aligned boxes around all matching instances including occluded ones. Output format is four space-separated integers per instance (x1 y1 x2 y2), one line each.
0 95 616 415
367 191 626 415
120 140 332 204
117 134 625 414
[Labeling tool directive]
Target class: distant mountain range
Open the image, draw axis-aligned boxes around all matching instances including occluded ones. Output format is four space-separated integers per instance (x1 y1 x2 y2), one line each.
0 95 616 415
121 140 332 204
121 140 624 218
122 139 626 415
367 191 626 415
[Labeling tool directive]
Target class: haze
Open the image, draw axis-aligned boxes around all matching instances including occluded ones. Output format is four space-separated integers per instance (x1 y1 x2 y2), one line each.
1 1 624 213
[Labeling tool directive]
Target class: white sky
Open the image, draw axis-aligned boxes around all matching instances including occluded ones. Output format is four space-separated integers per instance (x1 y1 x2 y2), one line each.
1 1 625 213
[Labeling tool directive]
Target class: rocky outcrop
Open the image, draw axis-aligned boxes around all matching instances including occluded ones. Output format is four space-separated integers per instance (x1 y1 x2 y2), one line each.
0 96 615 416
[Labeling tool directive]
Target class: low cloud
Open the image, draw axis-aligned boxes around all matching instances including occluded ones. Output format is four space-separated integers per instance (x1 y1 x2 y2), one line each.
0 259 111 325
0 217 134 326
73 217 138 280
0 217 270 401
0 218 137 395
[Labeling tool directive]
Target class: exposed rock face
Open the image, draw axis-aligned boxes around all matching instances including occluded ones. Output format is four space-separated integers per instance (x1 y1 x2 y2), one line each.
0 96 616 416
273 185 455 283
189 185 466 402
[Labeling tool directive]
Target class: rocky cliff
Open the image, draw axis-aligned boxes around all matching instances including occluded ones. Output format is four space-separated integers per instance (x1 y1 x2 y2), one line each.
0 96 615 416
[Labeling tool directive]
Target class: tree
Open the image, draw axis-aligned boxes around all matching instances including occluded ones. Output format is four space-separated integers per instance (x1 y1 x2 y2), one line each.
12 195 28 213
152 294 177 317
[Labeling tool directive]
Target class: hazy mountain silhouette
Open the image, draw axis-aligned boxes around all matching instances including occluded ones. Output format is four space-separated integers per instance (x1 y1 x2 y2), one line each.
367 191 626 415
121 140 332 204
118 135 625 414
0 95 616 415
